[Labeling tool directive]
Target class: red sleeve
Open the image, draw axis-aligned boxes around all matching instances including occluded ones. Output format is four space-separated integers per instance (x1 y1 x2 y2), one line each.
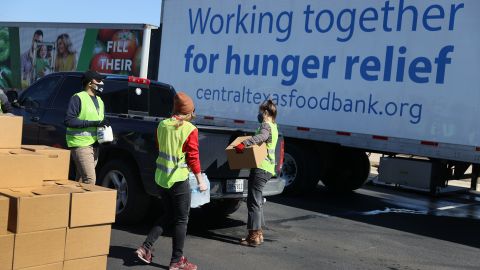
183 128 201 174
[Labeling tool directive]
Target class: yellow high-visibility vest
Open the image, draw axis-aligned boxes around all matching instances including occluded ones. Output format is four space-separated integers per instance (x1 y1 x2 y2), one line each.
155 118 196 188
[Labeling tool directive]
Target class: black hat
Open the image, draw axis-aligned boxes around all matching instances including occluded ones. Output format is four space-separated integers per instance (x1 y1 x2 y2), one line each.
83 70 106 82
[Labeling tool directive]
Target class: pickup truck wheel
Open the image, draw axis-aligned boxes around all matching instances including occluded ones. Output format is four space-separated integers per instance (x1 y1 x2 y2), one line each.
203 199 242 217
321 149 370 192
281 143 318 194
98 159 151 224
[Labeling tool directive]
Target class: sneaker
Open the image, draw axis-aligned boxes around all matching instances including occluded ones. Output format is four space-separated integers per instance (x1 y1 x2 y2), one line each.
169 256 198 270
135 245 153 264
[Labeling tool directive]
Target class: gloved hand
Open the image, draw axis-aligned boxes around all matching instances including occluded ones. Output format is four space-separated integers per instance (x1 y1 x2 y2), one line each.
97 118 110 127
234 143 245 153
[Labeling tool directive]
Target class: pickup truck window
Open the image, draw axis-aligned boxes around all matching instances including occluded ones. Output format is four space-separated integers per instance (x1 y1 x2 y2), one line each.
51 75 82 111
102 80 128 114
20 75 62 109
128 85 149 115
149 84 174 117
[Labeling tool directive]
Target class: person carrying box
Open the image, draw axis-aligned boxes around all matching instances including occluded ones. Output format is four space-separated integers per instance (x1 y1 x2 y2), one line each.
234 100 279 247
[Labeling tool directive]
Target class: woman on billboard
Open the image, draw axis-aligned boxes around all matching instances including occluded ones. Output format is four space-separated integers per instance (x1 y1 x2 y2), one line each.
54 33 77 72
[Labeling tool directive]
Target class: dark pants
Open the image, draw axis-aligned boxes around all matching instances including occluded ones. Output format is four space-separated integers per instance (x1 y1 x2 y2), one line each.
247 168 272 230
144 180 191 263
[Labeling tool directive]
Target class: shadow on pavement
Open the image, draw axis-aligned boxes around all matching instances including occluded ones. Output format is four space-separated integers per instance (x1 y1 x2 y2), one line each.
187 208 247 245
269 184 480 249
113 206 247 247
109 246 169 269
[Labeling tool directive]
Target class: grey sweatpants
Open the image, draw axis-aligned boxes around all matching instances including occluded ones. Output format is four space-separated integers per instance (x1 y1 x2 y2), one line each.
247 168 272 230
71 145 99 185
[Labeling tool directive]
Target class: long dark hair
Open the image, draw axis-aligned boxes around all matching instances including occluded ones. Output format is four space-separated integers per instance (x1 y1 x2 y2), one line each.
260 100 277 123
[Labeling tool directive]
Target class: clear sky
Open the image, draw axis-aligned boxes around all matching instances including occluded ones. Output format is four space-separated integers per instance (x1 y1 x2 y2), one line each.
0 0 163 26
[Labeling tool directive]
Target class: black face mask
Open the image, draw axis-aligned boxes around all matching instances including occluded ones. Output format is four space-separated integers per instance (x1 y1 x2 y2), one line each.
257 113 264 123
90 81 104 94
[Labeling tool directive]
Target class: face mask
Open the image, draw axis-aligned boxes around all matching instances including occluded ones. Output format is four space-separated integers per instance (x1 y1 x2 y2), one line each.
90 81 104 94
257 112 264 123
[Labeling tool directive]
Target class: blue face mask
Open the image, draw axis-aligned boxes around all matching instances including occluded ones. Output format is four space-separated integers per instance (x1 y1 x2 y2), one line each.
257 113 264 123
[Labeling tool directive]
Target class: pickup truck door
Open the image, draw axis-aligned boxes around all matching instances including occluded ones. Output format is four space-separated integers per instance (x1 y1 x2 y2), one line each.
16 75 62 145
39 75 83 147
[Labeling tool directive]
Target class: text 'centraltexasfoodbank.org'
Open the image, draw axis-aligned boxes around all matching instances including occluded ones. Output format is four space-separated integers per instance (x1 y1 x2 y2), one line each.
196 87 423 124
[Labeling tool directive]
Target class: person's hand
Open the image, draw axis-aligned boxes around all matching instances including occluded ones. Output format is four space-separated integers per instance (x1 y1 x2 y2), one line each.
97 118 110 127
195 173 208 192
234 143 245 153
198 181 208 192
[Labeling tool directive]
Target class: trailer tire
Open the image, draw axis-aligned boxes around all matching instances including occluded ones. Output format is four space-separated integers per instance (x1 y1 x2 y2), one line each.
321 148 370 192
98 159 151 224
281 143 319 194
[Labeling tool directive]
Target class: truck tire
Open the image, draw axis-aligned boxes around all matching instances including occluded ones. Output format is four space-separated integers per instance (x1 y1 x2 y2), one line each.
98 159 151 224
203 198 242 217
321 148 370 192
281 143 319 194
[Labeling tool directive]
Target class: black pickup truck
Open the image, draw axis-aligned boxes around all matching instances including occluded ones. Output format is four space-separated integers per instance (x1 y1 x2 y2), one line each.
10 72 285 223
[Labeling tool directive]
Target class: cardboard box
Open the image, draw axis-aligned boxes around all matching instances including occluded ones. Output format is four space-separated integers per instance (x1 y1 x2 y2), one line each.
0 195 9 235
13 228 66 269
18 262 63 270
65 225 111 260
0 150 46 188
52 181 116 227
64 256 107 270
0 187 70 233
0 116 22 149
0 233 14 270
21 145 71 180
225 136 267 170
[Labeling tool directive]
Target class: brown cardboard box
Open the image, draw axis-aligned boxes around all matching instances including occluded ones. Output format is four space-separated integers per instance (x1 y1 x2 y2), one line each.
13 228 66 269
63 256 107 270
0 195 9 235
53 181 116 227
0 116 22 149
0 150 46 188
21 145 71 180
0 233 14 270
64 225 111 260
225 136 268 170
0 187 70 233
18 262 63 270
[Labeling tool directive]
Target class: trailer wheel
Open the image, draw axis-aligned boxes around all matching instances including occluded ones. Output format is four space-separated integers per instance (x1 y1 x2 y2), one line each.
98 159 151 224
281 143 319 194
321 148 370 192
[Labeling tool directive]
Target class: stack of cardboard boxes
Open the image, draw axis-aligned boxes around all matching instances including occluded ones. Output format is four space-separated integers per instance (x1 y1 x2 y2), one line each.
0 115 117 270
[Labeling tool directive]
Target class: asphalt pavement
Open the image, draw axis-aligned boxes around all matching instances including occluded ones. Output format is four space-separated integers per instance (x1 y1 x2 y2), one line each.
107 182 480 270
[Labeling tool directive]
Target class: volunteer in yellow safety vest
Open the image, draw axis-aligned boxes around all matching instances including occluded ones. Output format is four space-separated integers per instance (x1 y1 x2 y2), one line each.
234 99 279 247
64 70 108 185
136 92 207 270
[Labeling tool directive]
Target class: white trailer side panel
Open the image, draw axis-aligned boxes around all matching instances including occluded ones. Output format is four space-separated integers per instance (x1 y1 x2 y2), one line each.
159 0 480 148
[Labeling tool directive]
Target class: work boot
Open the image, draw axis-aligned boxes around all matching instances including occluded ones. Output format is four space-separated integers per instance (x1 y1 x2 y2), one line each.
169 256 197 270
258 229 264 243
240 230 261 247
135 245 153 264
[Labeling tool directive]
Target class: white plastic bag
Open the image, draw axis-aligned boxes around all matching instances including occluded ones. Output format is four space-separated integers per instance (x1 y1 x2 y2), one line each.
97 126 114 144
189 172 210 208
